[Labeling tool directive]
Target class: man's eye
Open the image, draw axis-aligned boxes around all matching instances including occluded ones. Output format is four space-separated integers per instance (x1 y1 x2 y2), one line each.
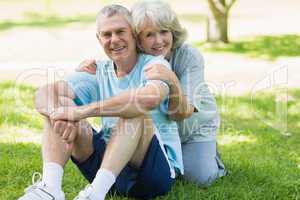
102 33 111 38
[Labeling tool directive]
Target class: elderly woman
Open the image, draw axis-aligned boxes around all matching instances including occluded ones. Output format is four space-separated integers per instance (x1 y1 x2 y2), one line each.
79 0 226 186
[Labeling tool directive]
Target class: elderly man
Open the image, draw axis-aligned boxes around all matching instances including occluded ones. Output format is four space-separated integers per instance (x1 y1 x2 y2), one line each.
18 5 183 200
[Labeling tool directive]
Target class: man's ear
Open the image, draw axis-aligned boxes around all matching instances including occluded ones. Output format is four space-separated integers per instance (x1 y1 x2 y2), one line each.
96 33 101 44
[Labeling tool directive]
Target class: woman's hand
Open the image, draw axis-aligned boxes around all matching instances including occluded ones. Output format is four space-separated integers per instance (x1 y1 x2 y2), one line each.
144 64 177 84
76 59 97 74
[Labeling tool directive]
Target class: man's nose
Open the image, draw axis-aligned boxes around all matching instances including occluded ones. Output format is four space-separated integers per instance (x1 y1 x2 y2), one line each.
111 33 120 43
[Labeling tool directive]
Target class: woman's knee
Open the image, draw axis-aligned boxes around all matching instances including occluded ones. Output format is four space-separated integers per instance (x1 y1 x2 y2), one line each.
184 166 219 187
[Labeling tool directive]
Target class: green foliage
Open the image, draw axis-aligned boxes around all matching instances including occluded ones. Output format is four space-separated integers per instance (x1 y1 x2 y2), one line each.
197 34 300 60
179 13 206 23
0 81 299 199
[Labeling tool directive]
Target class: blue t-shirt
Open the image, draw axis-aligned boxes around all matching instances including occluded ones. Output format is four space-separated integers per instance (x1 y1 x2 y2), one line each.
67 54 183 176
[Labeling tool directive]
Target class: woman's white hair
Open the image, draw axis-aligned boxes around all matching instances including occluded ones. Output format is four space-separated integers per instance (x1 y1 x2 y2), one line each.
96 4 134 33
131 0 187 49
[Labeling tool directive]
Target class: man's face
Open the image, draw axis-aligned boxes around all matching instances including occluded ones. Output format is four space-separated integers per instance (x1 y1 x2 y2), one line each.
96 15 136 63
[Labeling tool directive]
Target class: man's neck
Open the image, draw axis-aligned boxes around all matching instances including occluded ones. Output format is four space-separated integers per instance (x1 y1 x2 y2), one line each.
114 53 138 77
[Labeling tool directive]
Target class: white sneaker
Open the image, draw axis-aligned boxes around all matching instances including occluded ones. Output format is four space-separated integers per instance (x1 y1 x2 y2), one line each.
73 185 94 200
18 173 65 200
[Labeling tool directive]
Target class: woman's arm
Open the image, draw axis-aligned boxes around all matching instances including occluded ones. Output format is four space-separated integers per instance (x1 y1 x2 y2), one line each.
144 64 194 121
76 59 97 74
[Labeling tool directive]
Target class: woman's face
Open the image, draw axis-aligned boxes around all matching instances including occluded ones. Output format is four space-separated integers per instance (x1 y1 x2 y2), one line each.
138 19 173 59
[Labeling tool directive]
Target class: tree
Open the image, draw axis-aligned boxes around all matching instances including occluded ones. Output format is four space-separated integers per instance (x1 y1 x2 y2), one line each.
206 0 237 43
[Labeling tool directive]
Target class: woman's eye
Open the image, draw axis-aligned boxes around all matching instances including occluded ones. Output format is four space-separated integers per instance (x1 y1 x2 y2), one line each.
160 30 169 34
146 32 154 37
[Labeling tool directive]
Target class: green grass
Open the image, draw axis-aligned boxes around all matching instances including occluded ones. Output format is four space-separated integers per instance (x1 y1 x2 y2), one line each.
0 12 96 31
196 34 300 60
0 81 299 199
0 12 206 32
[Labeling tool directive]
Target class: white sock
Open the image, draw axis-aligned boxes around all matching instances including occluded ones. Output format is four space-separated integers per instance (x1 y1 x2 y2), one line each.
90 168 116 200
42 162 64 194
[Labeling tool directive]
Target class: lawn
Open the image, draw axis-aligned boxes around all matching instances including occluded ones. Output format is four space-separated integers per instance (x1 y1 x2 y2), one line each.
0 81 299 200
197 34 300 60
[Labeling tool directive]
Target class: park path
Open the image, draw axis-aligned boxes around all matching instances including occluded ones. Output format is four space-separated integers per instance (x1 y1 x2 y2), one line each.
0 0 299 95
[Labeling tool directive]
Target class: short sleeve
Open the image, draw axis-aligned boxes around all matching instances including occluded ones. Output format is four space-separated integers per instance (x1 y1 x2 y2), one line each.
145 55 171 70
141 55 171 113
141 55 171 86
66 72 100 106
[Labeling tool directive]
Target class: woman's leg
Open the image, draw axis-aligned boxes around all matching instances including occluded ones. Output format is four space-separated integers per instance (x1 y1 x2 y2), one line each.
182 140 226 187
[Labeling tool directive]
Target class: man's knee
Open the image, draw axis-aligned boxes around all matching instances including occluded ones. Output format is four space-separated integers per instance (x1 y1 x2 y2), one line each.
117 115 153 137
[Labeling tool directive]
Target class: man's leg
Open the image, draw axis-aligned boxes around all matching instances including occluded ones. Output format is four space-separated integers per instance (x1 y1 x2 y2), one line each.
101 115 154 174
41 94 94 187
82 115 155 200
19 99 94 200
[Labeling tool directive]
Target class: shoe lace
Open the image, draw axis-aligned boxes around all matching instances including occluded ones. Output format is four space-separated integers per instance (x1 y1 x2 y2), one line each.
75 184 93 200
24 172 43 193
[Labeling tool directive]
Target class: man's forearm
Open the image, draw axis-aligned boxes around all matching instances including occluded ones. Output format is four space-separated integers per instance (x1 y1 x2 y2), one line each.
79 83 168 119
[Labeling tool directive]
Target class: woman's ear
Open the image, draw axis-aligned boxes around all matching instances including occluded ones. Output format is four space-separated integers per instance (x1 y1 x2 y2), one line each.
135 35 144 53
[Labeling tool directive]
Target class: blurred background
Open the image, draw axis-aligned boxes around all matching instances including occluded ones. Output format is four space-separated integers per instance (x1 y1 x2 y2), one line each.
0 0 299 95
1 1 300 199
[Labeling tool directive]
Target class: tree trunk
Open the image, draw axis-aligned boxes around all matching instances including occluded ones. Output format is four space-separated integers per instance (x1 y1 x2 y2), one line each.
216 13 228 43
207 0 236 43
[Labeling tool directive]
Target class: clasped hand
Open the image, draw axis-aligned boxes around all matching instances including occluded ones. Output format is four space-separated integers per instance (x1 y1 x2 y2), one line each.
48 106 83 144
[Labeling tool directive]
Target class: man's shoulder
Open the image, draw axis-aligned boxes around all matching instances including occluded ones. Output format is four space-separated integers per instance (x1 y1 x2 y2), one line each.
96 59 111 68
138 53 170 69
138 53 156 64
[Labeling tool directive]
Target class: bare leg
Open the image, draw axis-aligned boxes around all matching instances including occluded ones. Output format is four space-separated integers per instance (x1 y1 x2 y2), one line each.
84 115 155 200
101 115 154 176
41 117 72 167
42 97 94 167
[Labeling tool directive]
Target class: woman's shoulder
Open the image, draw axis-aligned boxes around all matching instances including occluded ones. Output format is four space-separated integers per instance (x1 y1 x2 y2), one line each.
175 43 203 56
172 43 204 65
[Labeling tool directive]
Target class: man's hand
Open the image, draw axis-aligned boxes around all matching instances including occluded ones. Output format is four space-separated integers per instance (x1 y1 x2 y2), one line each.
76 59 97 74
50 106 84 122
52 120 79 144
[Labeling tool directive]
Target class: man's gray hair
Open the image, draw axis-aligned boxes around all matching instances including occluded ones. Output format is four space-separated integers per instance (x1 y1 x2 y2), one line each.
96 4 134 33
131 0 187 50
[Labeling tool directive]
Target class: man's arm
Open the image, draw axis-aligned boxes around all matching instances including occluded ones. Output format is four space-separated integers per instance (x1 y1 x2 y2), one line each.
51 80 169 121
